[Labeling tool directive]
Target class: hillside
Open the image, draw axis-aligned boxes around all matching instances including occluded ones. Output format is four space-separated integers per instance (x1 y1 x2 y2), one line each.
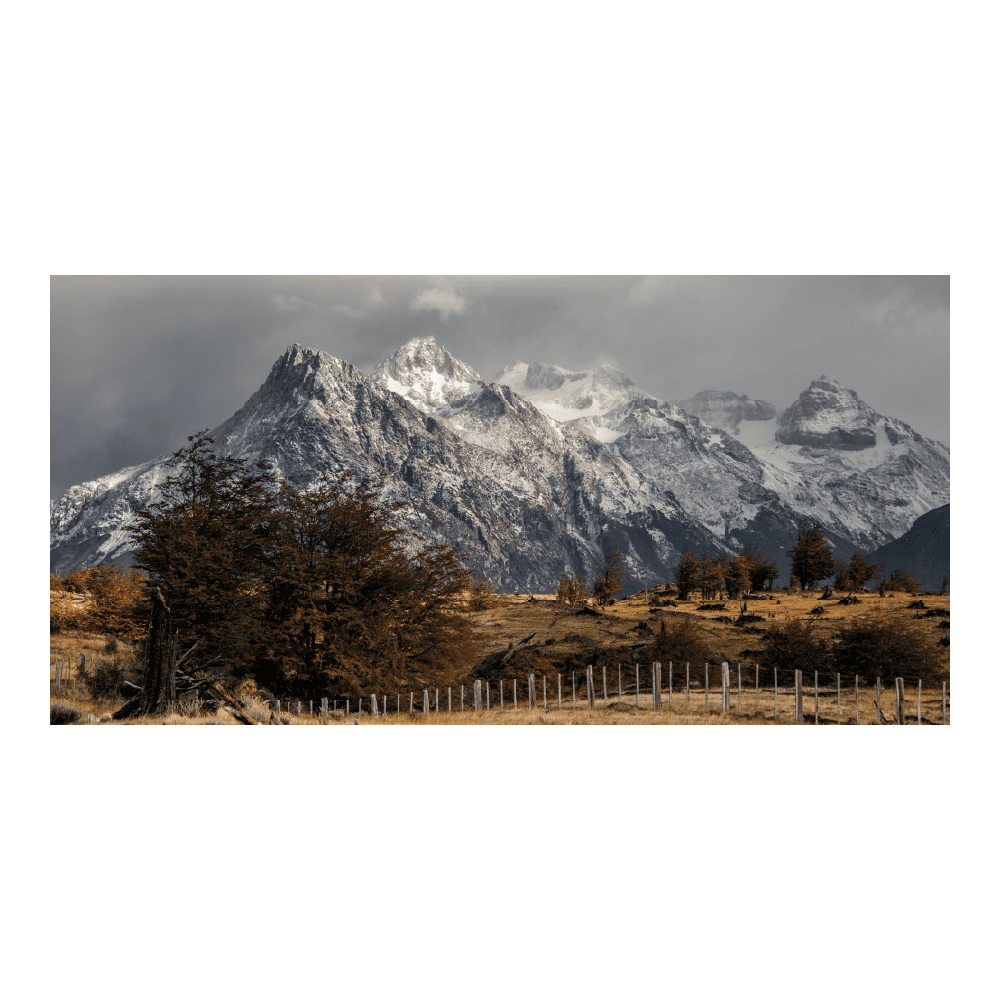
865 504 950 593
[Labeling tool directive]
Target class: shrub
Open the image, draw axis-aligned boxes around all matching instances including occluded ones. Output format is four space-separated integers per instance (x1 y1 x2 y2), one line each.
833 605 946 685
885 568 922 594
758 619 832 674
467 577 501 611
83 658 141 701
50 704 81 725
651 616 712 667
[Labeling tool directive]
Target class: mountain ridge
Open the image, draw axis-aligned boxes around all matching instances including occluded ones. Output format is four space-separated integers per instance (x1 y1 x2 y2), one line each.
51 340 950 592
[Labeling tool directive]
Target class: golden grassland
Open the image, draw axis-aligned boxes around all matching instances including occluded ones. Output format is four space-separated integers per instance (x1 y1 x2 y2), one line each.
49 585 949 725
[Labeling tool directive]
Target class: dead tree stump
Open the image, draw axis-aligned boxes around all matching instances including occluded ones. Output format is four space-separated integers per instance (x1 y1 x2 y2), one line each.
113 587 178 720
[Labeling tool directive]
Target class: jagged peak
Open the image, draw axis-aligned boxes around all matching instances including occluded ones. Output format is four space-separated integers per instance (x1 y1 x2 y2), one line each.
268 344 346 381
370 336 481 413
400 335 437 351
807 374 856 397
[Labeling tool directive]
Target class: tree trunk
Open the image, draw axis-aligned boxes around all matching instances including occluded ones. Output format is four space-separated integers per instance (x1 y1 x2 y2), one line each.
114 587 177 719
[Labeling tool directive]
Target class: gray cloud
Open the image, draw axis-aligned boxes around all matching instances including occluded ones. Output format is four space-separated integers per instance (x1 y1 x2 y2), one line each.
50 276 949 498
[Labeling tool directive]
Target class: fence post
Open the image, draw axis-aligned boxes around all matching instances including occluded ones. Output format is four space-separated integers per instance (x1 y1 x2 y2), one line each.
500 680 503 708
398 694 400 714
371 694 379 716
917 679 921 725
88 714 94 724
514 680 517 708
876 677 881 721
602 665 608 707
423 689 429 714
486 682 490 710
557 673 561 708
384 695 387 717
618 663 623 702
527 674 535 708
637 662 641 706
543 675 546 709
721 662 729 713
836 674 840 724
755 663 759 714
473 679 482 711
321 697 328 719
856 676 859 725
668 662 673 708
586 666 594 708
737 662 742 714
794 669 803 723
942 681 947 725
572 672 576 707
814 671 819 725
895 678 904 725
653 662 662 709
705 663 709 712
410 692 414 713
448 687 452 712
309 700 313 716
296 701 302 716
774 668 778 719
436 689 439 712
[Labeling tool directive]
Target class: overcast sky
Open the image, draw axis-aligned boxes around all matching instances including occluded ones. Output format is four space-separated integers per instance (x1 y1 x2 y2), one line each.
50 275 949 499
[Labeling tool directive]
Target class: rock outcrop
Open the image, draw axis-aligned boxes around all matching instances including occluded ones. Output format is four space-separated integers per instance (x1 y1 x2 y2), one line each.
775 376 879 450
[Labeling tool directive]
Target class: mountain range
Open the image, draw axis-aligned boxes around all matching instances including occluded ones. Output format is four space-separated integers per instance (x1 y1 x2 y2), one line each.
50 337 950 593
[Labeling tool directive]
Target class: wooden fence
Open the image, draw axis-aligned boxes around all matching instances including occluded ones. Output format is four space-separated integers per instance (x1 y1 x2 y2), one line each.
256 662 949 725
54 655 950 725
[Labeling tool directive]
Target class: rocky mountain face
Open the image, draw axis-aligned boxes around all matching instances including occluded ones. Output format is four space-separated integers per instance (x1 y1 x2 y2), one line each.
669 390 777 432
776 375 880 449
51 340 950 593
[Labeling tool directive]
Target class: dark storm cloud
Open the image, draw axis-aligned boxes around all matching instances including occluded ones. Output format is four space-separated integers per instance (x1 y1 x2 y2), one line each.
50 276 949 498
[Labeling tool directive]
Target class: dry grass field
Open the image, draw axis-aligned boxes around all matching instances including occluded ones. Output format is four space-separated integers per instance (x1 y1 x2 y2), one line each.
49 584 950 725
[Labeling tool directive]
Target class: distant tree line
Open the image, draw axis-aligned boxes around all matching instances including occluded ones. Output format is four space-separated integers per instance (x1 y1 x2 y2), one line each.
671 545 779 600
668 519 944 598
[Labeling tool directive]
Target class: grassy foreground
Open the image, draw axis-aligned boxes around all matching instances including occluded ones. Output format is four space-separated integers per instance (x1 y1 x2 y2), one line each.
50 586 949 725
50 682 948 726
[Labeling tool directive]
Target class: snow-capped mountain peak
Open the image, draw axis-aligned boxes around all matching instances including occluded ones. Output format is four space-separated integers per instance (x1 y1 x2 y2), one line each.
371 336 481 414
491 360 647 419
670 389 777 433
776 375 881 450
